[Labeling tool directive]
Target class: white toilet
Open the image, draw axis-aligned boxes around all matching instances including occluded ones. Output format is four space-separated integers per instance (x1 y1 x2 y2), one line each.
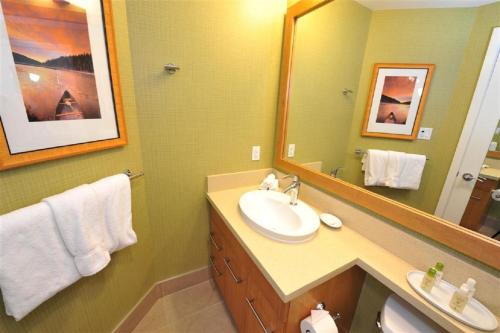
377 294 443 333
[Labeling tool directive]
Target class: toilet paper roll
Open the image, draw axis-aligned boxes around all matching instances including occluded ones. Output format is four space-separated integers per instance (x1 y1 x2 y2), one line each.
491 189 500 201
300 314 338 333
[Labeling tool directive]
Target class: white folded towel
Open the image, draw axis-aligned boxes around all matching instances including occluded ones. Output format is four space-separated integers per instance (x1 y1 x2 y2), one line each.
43 185 110 276
385 151 407 188
90 174 137 253
364 149 389 186
0 203 81 321
259 173 278 191
394 153 426 190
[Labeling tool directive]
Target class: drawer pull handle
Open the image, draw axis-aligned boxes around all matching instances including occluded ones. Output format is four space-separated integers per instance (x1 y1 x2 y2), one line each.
245 297 271 333
209 232 222 251
223 257 242 284
471 195 482 200
209 256 222 277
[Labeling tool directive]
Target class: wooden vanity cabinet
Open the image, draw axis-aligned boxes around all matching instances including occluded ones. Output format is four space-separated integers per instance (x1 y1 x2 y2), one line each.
209 207 366 333
208 210 226 294
460 178 498 231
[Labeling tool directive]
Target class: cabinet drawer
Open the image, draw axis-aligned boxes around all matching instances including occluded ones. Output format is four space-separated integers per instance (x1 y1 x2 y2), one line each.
209 211 225 254
474 178 497 192
209 255 225 294
245 284 286 332
245 265 289 332
223 240 251 332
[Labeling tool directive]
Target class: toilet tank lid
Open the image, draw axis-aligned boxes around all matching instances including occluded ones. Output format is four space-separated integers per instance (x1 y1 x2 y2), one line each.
381 294 442 333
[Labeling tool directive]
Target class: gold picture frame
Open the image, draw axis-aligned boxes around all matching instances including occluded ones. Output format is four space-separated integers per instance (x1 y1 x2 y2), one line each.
361 63 434 140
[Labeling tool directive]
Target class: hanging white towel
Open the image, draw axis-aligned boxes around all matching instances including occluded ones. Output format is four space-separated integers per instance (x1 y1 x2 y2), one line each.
43 185 110 276
364 149 389 186
90 174 137 253
395 153 426 190
0 203 81 321
385 151 407 188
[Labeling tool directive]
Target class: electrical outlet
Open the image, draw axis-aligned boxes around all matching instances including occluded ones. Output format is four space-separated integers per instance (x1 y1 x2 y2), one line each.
252 146 260 161
288 144 295 157
417 127 433 140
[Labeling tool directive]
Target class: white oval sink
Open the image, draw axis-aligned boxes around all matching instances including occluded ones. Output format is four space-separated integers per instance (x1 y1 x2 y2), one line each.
239 190 320 243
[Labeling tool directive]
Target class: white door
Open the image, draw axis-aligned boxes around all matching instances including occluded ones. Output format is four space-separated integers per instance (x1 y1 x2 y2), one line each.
436 28 500 224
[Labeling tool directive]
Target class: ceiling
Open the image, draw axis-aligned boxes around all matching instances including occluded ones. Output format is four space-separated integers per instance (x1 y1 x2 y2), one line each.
355 0 500 10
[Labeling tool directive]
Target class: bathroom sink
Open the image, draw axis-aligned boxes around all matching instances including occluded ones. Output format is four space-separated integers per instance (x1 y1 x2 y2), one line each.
239 190 320 243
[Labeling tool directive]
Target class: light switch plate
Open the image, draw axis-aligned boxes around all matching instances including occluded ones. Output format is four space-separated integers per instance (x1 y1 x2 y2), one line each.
288 144 295 157
417 127 433 140
252 146 260 161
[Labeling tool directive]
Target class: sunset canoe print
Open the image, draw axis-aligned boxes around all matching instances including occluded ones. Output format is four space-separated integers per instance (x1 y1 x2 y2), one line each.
1 0 101 121
375 76 417 125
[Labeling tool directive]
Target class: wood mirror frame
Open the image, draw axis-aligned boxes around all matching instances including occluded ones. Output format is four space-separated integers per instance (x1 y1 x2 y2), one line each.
274 0 500 269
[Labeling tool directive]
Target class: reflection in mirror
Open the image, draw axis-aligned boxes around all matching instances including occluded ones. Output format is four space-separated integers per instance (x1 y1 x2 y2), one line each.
486 120 500 158
284 0 500 241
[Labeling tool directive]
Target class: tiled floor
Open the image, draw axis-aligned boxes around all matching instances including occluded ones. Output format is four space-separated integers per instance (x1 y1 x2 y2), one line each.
132 280 238 333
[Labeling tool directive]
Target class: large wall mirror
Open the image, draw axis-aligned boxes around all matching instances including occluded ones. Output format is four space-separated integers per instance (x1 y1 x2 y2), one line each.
275 0 500 268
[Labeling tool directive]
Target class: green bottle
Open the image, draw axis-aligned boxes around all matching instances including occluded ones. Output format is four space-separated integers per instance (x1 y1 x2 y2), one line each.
434 262 444 285
421 267 437 293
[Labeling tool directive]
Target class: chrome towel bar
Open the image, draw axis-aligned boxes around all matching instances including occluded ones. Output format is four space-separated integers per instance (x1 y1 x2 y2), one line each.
124 169 145 180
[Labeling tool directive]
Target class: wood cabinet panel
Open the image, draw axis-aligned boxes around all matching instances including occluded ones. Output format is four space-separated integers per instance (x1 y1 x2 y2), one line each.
209 254 225 298
209 206 365 333
222 239 252 332
460 179 497 231
245 263 289 333
209 209 226 298
285 266 366 333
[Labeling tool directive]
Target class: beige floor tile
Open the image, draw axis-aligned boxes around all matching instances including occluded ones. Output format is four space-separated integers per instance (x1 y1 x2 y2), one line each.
132 280 231 333
132 300 167 333
158 279 223 323
163 302 238 333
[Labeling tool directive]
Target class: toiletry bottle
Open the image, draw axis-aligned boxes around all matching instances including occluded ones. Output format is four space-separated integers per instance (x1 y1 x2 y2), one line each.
420 267 437 293
434 262 444 285
465 278 476 300
449 283 470 313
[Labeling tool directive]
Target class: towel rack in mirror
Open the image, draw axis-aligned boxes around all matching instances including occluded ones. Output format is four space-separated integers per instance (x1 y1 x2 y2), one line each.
354 148 429 160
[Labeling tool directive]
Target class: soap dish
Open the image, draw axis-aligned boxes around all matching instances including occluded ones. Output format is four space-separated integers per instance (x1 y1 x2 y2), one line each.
406 271 498 331
319 213 342 229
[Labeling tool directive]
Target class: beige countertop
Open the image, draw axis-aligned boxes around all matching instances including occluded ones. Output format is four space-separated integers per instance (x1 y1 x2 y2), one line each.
207 186 499 333
480 167 500 181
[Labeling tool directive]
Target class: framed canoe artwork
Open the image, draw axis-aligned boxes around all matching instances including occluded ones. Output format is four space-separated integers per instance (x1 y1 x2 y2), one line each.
361 64 434 140
0 0 127 170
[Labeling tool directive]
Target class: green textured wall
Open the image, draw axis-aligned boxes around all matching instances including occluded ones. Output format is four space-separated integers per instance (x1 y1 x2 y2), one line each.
125 0 285 283
0 1 156 332
286 0 371 174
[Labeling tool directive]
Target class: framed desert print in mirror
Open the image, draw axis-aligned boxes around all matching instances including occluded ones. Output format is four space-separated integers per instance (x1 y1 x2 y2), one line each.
275 0 500 268
0 0 127 170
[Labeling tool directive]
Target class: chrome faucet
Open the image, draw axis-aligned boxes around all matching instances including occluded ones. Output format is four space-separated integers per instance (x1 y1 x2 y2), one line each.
282 174 300 205
330 167 343 178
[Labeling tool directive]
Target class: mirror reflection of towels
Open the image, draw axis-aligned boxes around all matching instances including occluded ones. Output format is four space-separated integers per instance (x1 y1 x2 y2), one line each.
364 149 389 186
363 149 426 190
